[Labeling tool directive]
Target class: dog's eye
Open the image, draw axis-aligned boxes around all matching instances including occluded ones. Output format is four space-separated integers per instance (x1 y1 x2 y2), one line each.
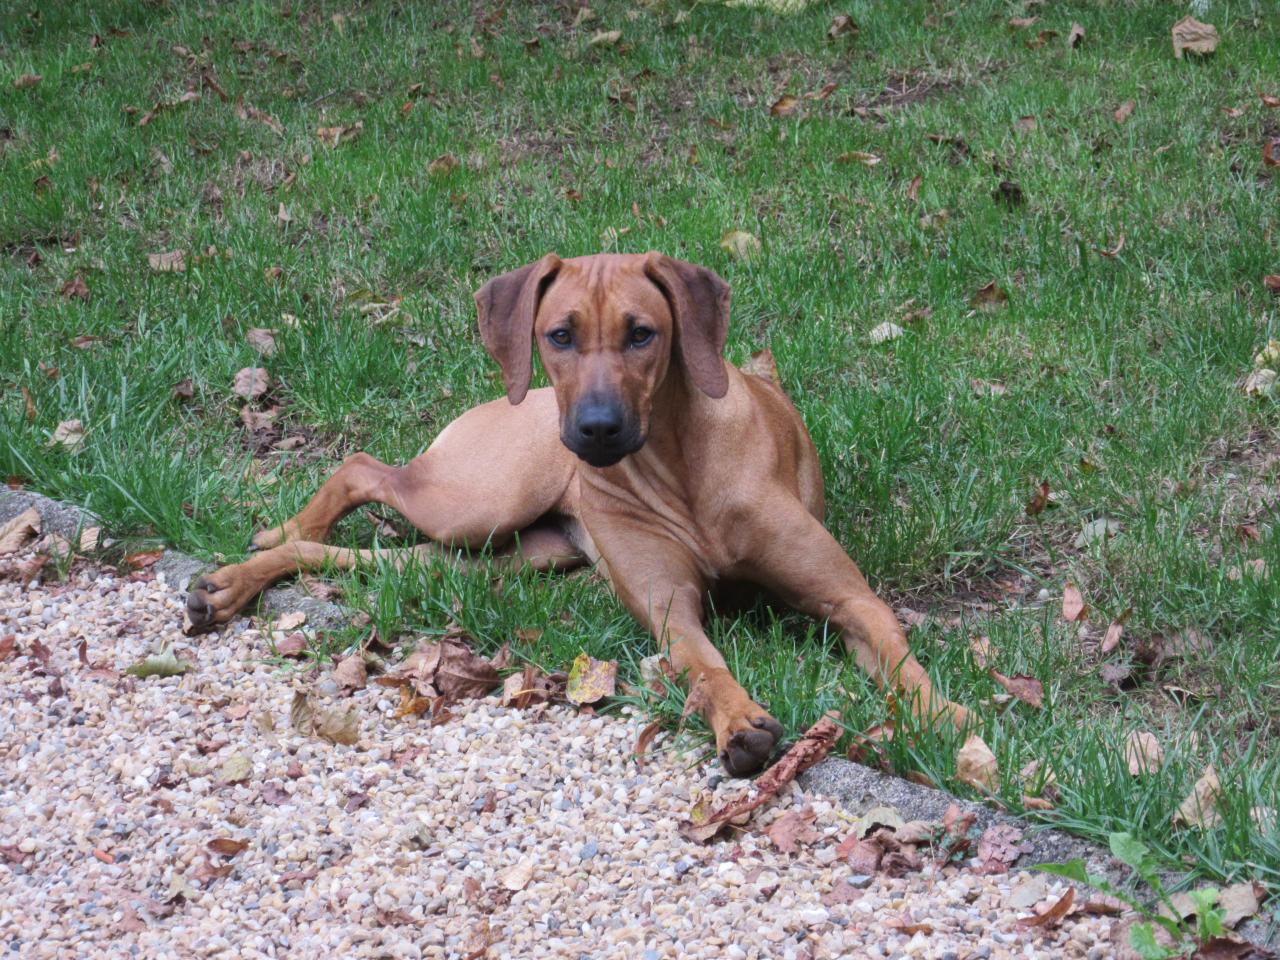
547 329 573 348
630 326 655 347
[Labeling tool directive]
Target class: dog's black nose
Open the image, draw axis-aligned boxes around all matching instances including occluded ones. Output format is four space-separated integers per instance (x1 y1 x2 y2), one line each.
575 402 624 443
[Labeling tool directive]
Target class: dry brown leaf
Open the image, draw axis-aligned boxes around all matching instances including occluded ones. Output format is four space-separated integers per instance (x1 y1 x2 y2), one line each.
991 671 1044 708
1175 766 1222 829
837 151 881 166
1265 140 1280 169
239 406 279 431
0 508 41 554
1018 888 1075 929
1099 235 1127 258
770 95 800 118
633 720 662 769
1125 731 1163 776
1263 275 1280 297
1100 615 1128 655
49 419 86 451
60 275 90 301
765 807 821 854
14 74 42 89
973 823 1029 874
315 121 363 147
680 712 841 843
1263 94 1280 109
500 664 565 709
1008 17 1039 29
588 29 621 48
233 367 270 401
1172 16 1219 59
1026 481 1051 517
828 14 858 39
331 655 367 692
970 281 1009 310
1014 115 1038 133
1114 100 1136 124
207 838 248 857
1023 795 1055 811
1066 23 1085 49
719 230 761 261
1218 882 1264 928
496 858 533 891
906 175 921 201
245 328 277 356
147 250 186 273
1062 583 1086 622
390 637 500 701
955 734 999 794
427 153 458 176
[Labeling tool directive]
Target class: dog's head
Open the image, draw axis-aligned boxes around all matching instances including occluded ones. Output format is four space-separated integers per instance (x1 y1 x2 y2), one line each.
475 253 730 467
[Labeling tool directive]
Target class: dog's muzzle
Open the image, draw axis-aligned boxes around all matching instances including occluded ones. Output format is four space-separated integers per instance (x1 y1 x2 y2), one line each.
563 397 643 467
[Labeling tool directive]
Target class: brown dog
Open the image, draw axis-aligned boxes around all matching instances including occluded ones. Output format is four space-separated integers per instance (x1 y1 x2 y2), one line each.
186 253 969 775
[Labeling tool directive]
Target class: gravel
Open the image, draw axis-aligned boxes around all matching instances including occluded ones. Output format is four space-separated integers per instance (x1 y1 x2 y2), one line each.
1 558 1129 959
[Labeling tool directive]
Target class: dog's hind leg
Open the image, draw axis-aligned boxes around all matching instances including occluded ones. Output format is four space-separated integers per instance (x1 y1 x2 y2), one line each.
186 524 585 630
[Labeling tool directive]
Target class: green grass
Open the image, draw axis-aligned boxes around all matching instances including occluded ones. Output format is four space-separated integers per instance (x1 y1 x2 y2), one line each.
3 0 1279 892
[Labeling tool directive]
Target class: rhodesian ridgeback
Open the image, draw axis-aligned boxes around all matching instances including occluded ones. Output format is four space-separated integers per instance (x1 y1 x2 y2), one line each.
186 252 969 775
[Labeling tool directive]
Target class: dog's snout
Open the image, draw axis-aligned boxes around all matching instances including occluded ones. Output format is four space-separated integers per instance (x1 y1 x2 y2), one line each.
576 402 624 442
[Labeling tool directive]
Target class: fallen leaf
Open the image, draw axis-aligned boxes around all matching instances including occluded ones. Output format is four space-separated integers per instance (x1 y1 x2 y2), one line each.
1062 583 1086 622
955 734 999 794
60 275 90 301
1125 731 1163 776
242 327 277 357
216 753 253 785
970 281 1008 311
388 637 500 701
1114 100 1136 123
588 29 622 48
0 508 41 554
331 655 367 692
770 95 800 117
1175 766 1222 829
1075 517 1121 548
1243 368 1277 397
1099 235 1126 258
14 74 42 89
501 664 565 709
633 721 663 768
1264 94 1280 109
124 550 163 569
720 230 761 261
1018 888 1075 928
993 180 1024 207
1263 276 1280 297
207 838 247 857
1100 610 1131 655
828 14 858 39
233 367 270 400
1172 16 1219 59
680 712 841 842
275 203 292 228
1066 23 1085 49
239 406 279 432
566 653 618 705
991 672 1044 708
147 250 186 273
973 823 1029 874
868 322 905 344
49 419 86 451
315 121 363 147
1008 16 1039 29
427 153 458 176
766 807 821 854
837 151 881 166
1023 796 1055 811
496 857 534 891
1025 481 1051 517
125 647 193 679
906 175 922 201
1014 115 1038 133
275 633 306 657
234 99 283 135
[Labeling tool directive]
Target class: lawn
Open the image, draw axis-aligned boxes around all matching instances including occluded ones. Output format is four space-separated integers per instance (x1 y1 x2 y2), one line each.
2 0 1278 892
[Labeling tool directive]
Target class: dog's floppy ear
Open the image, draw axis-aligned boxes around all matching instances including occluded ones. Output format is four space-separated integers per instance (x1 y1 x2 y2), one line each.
643 252 730 399
474 253 562 404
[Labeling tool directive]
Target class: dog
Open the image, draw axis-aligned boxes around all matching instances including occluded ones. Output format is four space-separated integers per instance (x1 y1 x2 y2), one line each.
185 253 970 775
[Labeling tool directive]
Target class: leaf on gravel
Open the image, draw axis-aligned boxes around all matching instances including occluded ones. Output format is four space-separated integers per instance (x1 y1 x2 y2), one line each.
497 857 534 891
973 823 1030 875
387 637 500 701
955 734 999 794
60 274 91 301
49 419 86 451
836 833 886 873
1218 882 1264 928
633 720 663 768
1172 16 1218 59
0 507 41 554
233 367 271 400
1062 583 1086 622
970 281 1008 311
1125 731 1163 776
868 322 905 344
991 671 1044 708
766 807 821 854
331 655 366 692
207 838 248 857
216 753 253 785
126 647 192 679
501 664 565 709
1018 887 1075 929
719 230 761 261
680 711 841 843
245 328 277 356
1175 766 1223 829
147 250 186 273
393 685 431 719
565 653 617 705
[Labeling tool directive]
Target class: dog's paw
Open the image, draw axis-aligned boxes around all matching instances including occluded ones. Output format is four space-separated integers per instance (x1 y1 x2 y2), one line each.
720 714 784 777
184 574 241 633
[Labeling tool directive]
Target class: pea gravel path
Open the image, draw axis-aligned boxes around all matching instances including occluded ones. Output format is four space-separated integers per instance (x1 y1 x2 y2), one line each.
0 559 1126 959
